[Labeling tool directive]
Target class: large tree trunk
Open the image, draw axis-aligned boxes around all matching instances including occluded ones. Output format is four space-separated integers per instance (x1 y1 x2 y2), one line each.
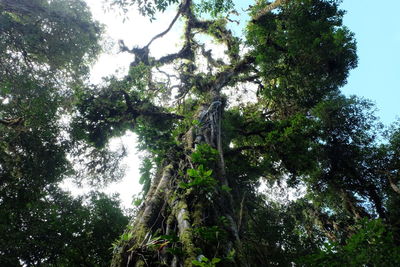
112 95 243 267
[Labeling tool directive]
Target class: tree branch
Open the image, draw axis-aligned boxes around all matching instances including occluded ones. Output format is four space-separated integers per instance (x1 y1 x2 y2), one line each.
144 4 184 49
389 176 400 195
0 117 24 127
120 90 184 120
210 54 256 91
252 0 291 22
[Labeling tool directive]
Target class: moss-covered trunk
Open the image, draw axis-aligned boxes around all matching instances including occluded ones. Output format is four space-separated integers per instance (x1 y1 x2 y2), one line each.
112 96 243 267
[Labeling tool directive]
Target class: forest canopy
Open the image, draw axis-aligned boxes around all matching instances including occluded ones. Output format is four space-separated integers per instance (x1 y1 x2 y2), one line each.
0 0 128 266
1 0 400 266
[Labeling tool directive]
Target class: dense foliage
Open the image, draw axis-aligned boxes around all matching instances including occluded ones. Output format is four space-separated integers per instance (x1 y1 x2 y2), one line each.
67 0 400 266
0 0 129 265
2 0 400 266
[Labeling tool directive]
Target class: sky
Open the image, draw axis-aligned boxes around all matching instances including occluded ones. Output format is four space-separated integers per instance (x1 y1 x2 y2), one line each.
340 0 400 125
63 0 184 208
74 0 400 208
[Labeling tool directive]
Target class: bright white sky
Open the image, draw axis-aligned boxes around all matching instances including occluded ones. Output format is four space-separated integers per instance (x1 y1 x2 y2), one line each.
62 0 186 208
66 0 400 209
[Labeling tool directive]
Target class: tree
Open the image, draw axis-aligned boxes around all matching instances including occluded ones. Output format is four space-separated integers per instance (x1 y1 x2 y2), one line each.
1 188 129 266
0 0 101 205
301 219 400 266
0 1 129 265
4 0 397 266
70 0 400 266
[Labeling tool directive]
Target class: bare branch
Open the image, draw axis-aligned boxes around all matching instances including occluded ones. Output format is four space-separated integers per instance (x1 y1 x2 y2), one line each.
144 5 184 49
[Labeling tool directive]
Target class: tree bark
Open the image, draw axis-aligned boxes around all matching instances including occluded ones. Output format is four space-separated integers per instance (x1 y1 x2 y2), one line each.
111 97 245 266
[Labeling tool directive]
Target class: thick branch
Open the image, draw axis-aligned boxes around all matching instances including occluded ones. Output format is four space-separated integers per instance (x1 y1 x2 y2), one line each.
210 54 256 91
120 90 184 120
0 117 24 127
139 164 173 227
253 0 291 22
377 170 400 196
388 175 400 195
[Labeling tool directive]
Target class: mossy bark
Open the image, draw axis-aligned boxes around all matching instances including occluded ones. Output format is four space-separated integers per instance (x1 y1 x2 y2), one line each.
111 98 244 267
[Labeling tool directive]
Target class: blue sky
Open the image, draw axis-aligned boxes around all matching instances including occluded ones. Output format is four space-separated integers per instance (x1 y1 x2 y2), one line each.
341 0 400 125
230 0 399 125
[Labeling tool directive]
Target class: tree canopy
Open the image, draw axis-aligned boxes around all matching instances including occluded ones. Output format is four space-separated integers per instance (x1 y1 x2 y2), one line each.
1 0 400 266
0 0 129 265
70 0 400 266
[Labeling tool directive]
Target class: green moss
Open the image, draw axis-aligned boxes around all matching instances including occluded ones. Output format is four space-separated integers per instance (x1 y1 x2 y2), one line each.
181 229 196 267
170 200 197 266
193 202 204 226
135 260 146 267
110 253 123 267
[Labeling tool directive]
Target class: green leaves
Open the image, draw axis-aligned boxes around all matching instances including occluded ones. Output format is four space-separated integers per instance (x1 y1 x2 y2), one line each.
194 225 225 243
191 143 219 167
300 219 400 266
194 0 234 17
0 1 127 266
0 0 102 78
106 0 179 20
179 165 217 190
247 0 357 112
1 189 129 267
192 255 221 267
106 0 233 19
178 144 220 192
139 157 154 196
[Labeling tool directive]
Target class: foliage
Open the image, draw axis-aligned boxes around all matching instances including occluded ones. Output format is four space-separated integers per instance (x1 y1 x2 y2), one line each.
194 0 234 17
0 188 129 267
139 157 154 196
180 165 218 191
246 0 357 112
194 225 226 243
4 0 400 266
0 1 130 266
191 143 219 167
106 0 179 19
301 219 400 266
192 255 221 267
0 0 102 79
0 0 102 212
106 0 233 20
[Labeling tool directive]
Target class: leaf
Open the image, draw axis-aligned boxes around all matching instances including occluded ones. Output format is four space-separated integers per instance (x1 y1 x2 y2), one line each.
179 182 189 189
221 185 232 192
211 257 221 264
187 168 198 177
192 260 203 266
204 169 213 177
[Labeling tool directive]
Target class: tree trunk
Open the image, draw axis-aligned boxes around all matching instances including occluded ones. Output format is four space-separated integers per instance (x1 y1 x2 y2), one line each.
112 96 243 267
